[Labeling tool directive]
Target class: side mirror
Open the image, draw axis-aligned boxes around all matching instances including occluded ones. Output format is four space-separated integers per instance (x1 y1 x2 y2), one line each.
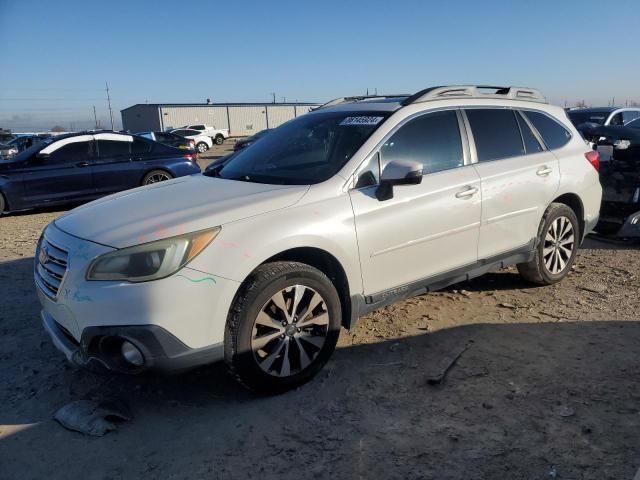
35 152 50 160
376 159 423 201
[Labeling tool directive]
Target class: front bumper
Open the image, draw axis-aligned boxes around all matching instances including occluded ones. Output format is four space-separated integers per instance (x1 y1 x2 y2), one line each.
36 222 240 372
42 310 223 373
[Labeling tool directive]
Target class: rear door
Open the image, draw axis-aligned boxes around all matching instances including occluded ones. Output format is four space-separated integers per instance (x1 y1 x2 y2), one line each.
22 137 94 206
92 134 139 194
466 108 560 259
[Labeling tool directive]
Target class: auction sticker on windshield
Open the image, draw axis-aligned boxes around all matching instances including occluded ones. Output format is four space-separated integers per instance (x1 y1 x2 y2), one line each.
340 116 384 126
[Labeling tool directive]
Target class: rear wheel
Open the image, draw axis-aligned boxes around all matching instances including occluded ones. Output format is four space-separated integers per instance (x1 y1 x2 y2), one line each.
225 261 341 394
0 193 6 214
196 142 209 153
215 135 224 145
142 169 173 185
518 203 579 285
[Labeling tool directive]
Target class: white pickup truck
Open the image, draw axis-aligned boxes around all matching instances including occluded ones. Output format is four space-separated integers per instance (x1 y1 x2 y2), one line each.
180 124 229 145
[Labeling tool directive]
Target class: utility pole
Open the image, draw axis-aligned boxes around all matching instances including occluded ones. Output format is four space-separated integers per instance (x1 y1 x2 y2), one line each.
92 106 98 129
272 92 276 104
105 81 114 130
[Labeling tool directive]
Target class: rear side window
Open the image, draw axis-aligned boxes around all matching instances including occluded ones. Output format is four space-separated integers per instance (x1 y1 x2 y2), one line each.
380 110 463 175
523 111 571 149
466 109 524 162
97 140 130 157
190 125 205 130
516 112 544 154
131 138 151 155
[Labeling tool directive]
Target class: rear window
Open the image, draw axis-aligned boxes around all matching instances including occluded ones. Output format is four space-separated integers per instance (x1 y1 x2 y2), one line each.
523 111 571 150
466 109 524 162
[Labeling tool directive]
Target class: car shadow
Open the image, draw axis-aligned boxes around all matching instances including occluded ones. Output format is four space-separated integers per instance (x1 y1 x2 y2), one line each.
1 257 639 478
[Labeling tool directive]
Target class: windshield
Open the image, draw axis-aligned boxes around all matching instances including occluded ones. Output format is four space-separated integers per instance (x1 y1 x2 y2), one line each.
218 111 389 185
567 110 610 126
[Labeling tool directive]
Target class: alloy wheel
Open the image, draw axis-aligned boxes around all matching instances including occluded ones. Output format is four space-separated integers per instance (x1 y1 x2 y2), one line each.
251 284 329 377
543 215 574 274
144 172 171 184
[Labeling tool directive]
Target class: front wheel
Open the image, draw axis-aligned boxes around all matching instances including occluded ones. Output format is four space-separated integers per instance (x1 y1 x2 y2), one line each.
225 261 341 394
0 193 6 214
518 203 579 285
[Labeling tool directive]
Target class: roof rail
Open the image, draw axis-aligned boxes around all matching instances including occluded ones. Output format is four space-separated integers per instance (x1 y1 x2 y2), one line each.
315 94 411 110
401 85 547 106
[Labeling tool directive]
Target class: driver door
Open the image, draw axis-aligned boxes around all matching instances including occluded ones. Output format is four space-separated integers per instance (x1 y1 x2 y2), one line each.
22 138 94 206
349 109 482 296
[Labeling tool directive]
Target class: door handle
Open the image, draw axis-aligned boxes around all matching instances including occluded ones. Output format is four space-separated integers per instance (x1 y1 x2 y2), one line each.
76 162 90 167
536 166 553 176
455 186 478 199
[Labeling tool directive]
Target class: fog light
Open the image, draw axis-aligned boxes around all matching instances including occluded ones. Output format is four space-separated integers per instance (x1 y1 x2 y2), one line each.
121 341 144 366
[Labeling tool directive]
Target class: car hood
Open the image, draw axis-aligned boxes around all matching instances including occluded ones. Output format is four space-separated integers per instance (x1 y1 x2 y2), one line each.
55 175 309 248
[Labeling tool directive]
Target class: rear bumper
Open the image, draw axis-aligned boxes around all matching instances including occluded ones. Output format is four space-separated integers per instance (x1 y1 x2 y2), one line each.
42 310 224 373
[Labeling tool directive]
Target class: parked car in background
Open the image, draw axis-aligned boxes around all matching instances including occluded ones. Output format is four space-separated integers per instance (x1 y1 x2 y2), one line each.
567 107 640 128
0 131 200 214
179 124 229 145
170 128 213 153
0 129 14 143
137 131 196 151
233 129 271 151
0 142 19 158
36 85 601 394
576 119 640 237
0 134 51 158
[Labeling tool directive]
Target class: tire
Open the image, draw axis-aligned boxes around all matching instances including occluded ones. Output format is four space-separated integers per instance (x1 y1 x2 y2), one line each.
517 203 580 285
214 135 224 145
0 193 6 214
225 261 341 394
142 169 173 186
196 142 209 153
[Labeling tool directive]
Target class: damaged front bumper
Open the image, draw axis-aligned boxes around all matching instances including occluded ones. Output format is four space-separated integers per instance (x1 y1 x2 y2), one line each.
41 310 224 374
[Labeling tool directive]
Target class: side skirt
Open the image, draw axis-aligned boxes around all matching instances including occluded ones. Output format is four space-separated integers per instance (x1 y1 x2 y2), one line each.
347 242 535 327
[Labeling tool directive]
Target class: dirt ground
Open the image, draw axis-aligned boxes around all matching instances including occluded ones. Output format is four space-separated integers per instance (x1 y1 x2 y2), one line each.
1 145 639 479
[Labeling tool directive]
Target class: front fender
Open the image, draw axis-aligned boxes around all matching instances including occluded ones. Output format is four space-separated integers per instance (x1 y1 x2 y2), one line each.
188 194 362 298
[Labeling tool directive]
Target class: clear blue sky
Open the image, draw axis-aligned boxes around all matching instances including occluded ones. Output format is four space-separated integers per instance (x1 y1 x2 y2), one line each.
1 0 639 131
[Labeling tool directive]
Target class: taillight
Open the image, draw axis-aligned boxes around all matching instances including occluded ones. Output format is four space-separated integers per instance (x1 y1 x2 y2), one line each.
183 152 197 162
585 150 600 172
189 140 195 147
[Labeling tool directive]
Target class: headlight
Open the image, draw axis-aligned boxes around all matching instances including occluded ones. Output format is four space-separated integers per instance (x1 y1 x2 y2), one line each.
86 227 220 282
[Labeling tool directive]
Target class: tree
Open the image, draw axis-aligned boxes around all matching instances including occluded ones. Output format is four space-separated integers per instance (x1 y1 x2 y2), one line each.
51 125 65 132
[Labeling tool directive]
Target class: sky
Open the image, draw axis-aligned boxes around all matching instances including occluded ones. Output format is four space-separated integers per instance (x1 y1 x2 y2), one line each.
1 0 639 131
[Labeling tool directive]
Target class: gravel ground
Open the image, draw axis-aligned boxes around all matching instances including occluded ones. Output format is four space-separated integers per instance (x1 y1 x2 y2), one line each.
1 151 639 479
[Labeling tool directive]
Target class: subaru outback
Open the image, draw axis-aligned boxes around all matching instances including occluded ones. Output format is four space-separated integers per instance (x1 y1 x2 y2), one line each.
36 85 602 394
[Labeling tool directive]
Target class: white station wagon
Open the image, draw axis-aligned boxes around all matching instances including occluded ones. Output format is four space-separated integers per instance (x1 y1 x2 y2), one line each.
37 85 602 393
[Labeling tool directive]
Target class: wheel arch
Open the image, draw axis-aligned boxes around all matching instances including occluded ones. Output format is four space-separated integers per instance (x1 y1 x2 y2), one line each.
550 193 585 240
256 247 353 329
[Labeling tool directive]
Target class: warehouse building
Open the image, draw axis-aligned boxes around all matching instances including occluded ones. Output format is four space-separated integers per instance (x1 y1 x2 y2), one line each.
121 102 320 137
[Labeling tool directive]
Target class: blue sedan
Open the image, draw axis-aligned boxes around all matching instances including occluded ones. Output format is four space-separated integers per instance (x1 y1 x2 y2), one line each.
0 131 201 213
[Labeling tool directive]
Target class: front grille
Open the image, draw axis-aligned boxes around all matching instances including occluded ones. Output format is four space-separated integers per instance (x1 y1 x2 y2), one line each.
35 237 69 300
